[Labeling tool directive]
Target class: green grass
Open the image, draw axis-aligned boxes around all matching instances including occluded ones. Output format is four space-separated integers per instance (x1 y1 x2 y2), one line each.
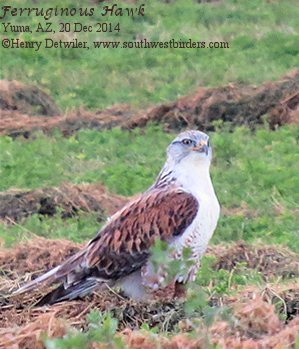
44 311 122 349
1 125 299 202
1 0 299 110
0 213 100 246
1 125 298 252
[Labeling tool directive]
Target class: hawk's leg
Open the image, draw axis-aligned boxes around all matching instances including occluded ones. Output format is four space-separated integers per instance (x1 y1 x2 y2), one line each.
141 261 168 290
176 259 201 284
174 281 187 299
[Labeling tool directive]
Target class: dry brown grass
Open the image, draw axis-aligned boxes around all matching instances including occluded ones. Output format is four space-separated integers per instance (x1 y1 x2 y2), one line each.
0 80 60 116
1 70 298 139
0 183 128 223
0 238 298 348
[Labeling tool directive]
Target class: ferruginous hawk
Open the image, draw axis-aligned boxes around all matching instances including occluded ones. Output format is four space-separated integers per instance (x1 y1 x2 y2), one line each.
15 130 220 304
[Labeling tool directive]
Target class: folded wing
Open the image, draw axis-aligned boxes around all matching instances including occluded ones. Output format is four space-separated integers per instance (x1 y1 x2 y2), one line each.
15 187 199 300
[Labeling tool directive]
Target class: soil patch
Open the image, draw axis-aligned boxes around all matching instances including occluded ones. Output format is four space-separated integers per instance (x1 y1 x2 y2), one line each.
0 80 60 116
0 238 298 348
0 183 128 223
210 241 299 280
0 238 81 285
268 90 299 129
0 71 298 138
126 69 299 131
0 106 133 138
1 287 298 349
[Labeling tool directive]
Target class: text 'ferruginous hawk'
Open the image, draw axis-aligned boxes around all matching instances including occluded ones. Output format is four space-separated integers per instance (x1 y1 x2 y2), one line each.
15 130 220 304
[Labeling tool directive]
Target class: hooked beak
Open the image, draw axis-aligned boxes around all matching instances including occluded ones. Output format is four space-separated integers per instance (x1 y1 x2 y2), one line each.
192 140 209 155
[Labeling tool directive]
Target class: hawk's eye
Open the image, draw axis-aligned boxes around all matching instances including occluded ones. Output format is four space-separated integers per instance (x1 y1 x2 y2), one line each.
182 139 193 146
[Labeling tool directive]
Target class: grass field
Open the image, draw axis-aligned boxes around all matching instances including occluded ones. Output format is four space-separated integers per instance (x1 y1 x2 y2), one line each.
0 0 299 348
1 125 299 253
1 0 299 109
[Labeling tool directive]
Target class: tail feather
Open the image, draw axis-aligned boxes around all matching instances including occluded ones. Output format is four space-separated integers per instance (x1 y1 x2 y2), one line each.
36 278 101 306
13 249 87 295
13 265 61 295
12 246 112 305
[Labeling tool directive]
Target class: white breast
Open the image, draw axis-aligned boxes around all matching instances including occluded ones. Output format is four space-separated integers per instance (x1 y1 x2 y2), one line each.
188 192 220 256
171 155 220 260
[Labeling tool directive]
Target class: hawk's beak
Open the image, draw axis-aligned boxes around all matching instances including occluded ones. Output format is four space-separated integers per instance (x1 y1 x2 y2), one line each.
192 140 209 155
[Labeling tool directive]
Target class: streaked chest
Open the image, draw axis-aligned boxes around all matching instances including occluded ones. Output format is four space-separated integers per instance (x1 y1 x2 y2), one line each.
173 189 220 259
169 156 220 259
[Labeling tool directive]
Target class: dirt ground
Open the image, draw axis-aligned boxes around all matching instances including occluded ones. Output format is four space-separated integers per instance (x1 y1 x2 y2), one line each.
0 70 298 138
126 69 299 132
0 183 128 223
0 238 298 348
0 80 60 116
210 242 299 281
0 183 290 225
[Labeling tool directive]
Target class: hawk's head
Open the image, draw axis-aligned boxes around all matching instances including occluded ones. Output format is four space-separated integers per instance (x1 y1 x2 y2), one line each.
167 130 212 164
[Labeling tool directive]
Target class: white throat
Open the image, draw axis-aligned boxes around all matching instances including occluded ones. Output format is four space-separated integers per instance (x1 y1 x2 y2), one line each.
172 154 214 196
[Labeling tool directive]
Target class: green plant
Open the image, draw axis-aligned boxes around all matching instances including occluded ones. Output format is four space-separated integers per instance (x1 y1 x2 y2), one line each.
149 239 195 287
195 257 263 296
45 310 123 349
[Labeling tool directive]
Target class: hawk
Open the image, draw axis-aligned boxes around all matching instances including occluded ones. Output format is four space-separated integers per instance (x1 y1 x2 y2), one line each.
15 130 220 304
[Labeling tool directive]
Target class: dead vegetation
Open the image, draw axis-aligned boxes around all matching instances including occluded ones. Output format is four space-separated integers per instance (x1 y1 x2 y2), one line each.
268 90 299 129
0 238 81 285
0 238 298 348
126 70 299 131
1 293 298 349
210 242 299 280
0 105 133 139
0 80 60 116
0 70 298 138
0 183 128 223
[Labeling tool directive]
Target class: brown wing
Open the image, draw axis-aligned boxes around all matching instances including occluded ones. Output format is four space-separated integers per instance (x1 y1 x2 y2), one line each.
89 188 198 278
16 187 199 295
58 187 199 282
